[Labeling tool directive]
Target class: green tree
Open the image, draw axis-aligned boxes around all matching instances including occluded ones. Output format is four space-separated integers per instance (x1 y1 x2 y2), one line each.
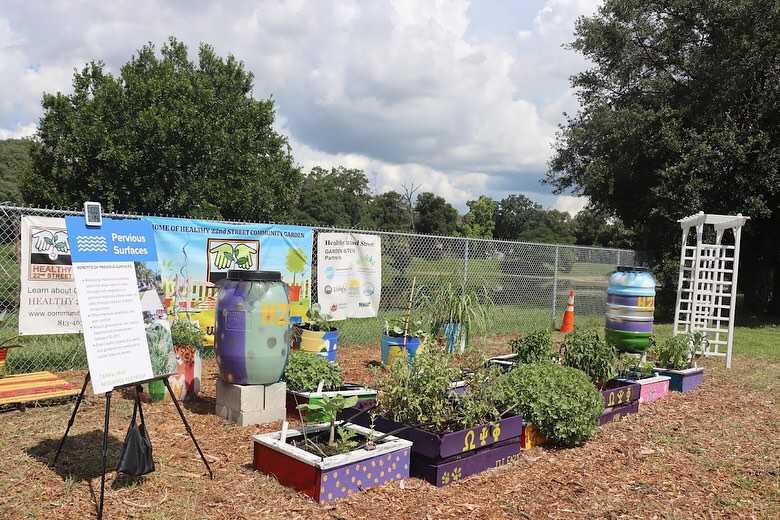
494 194 544 240
372 190 412 231
517 209 577 245
547 0 780 312
286 248 307 286
458 196 497 239
23 37 302 221
573 207 634 248
0 139 31 204
295 166 374 227
414 192 459 236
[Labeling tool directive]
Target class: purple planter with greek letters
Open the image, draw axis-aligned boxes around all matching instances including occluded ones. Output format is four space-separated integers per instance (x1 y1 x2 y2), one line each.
599 400 640 425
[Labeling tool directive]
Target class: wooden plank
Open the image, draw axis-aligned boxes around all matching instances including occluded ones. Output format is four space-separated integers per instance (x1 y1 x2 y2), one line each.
0 371 79 405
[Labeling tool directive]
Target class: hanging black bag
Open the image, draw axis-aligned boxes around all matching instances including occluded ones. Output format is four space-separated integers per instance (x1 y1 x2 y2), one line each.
116 385 155 476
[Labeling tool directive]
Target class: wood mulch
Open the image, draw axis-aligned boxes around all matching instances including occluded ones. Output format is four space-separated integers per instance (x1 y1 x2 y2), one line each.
1 336 779 519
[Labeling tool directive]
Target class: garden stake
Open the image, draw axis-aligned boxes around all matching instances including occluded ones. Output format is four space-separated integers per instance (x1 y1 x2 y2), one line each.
403 276 417 349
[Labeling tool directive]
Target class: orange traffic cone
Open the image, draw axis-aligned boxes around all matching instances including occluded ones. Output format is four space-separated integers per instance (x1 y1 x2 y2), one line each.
559 290 575 333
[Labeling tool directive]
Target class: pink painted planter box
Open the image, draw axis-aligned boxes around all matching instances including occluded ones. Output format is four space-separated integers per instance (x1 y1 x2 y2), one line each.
636 375 671 402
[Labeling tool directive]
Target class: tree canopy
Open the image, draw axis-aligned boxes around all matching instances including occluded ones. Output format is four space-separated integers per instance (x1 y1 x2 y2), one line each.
292 166 375 228
414 192 459 236
0 139 30 204
547 0 780 311
22 37 302 221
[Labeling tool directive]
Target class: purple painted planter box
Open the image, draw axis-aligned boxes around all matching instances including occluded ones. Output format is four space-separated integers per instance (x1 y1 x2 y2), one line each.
411 440 522 487
599 400 640 425
601 380 641 408
654 367 704 392
343 409 523 461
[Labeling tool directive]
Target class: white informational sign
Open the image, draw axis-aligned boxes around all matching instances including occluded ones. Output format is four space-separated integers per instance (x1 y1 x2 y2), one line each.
19 216 82 335
65 216 158 394
317 232 381 320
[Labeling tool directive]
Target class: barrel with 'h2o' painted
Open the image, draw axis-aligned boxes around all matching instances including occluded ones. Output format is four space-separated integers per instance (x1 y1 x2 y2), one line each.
605 266 656 354
214 270 290 385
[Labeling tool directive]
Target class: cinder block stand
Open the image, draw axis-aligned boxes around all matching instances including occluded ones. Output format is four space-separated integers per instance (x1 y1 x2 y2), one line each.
215 378 286 426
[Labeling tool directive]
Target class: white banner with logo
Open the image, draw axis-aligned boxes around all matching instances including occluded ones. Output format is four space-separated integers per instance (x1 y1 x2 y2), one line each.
317 232 381 320
19 216 81 335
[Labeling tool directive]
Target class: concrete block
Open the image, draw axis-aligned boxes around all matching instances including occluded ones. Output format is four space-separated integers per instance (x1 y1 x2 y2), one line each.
216 404 286 427
216 378 266 412
263 382 287 409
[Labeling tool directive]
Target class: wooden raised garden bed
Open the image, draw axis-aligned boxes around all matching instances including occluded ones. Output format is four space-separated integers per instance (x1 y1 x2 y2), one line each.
253 423 412 502
343 408 523 487
654 367 704 392
286 384 377 421
600 380 641 425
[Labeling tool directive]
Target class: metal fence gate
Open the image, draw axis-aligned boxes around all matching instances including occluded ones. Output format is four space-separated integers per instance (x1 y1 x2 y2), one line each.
0 205 638 374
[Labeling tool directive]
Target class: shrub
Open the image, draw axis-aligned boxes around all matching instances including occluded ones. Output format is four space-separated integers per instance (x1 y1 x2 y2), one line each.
653 334 694 370
376 338 501 434
170 319 205 347
495 363 604 447
560 329 616 387
509 330 553 364
283 350 344 392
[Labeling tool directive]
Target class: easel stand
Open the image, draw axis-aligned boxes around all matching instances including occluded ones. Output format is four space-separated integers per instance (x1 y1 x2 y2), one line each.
53 372 214 519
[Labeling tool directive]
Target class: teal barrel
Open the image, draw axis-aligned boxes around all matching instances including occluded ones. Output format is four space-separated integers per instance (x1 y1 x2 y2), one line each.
214 270 290 385
605 266 656 354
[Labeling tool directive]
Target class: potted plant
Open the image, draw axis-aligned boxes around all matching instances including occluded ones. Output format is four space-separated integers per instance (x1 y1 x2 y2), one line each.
294 303 338 361
612 352 671 403
494 362 605 448
283 350 376 421
488 330 555 371
253 393 413 502
560 330 640 424
143 317 203 403
421 283 492 353
652 332 705 392
346 338 523 487
380 315 427 366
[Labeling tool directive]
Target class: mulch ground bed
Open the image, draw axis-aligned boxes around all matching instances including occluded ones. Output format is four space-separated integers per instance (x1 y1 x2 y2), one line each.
1 336 779 519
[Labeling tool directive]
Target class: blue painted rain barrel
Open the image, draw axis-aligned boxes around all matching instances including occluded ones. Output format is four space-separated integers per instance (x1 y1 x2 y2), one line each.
605 266 656 354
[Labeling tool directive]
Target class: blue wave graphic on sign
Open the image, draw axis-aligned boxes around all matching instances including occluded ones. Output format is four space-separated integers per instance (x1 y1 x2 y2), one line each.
75 235 108 252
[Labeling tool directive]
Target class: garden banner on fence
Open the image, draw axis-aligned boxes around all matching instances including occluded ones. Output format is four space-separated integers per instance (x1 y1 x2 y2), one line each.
65 216 163 394
143 217 313 344
317 232 381 320
18 215 82 335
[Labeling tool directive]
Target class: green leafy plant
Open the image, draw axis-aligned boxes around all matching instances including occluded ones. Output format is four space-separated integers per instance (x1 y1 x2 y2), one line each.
283 350 344 392
495 363 604 447
301 303 336 332
376 338 501 434
615 353 656 380
509 330 554 364
421 283 492 331
653 333 697 370
170 318 205 347
560 329 617 387
384 315 428 339
145 323 173 375
296 393 359 446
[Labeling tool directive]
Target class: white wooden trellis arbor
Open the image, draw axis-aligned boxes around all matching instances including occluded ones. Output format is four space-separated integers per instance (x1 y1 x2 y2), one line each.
673 212 749 368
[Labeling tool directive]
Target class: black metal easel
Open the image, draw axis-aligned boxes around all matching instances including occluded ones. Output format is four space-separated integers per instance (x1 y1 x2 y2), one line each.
53 372 214 519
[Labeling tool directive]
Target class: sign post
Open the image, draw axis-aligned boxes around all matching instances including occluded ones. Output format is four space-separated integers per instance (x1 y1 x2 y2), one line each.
53 209 213 520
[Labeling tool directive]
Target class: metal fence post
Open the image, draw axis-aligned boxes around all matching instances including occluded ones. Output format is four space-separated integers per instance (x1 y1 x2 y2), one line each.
463 239 469 285
551 245 559 330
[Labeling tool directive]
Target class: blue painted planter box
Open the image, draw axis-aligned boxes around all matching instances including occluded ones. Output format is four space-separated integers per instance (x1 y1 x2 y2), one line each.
653 367 704 392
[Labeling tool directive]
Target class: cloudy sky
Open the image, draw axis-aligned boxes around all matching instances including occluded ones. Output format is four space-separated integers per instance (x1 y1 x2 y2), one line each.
0 0 602 213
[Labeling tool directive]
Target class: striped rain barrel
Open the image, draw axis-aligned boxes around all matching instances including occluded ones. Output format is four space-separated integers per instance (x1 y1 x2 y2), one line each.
605 266 656 354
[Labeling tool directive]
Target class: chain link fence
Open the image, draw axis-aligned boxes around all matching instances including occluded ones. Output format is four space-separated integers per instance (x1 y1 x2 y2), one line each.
0 205 638 374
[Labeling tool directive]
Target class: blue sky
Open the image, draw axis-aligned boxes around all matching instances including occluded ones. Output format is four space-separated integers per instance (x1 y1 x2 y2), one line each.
0 0 603 213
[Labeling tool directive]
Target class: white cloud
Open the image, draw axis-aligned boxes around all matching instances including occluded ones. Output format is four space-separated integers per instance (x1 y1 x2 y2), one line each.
0 0 605 212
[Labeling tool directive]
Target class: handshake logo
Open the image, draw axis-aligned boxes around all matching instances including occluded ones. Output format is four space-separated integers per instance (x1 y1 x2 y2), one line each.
208 240 259 270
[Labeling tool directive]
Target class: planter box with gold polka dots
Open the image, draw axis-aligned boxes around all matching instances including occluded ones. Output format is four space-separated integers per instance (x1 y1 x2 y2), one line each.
252 423 412 502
